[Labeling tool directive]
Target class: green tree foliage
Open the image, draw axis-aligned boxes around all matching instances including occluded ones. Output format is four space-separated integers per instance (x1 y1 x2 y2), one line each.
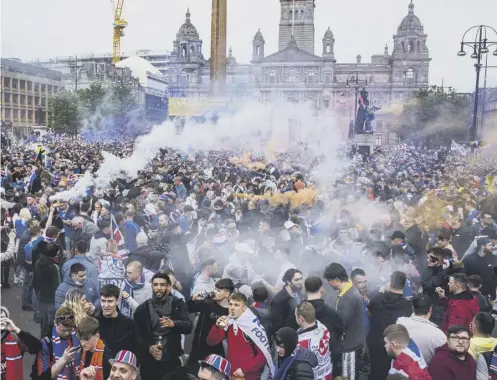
396 85 471 144
49 91 80 135
47 80 138 133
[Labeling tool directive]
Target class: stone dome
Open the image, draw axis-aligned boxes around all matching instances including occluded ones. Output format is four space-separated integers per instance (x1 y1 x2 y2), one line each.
398 1 423 31
323 27 334 39
177 8 199 39
253 29 265 43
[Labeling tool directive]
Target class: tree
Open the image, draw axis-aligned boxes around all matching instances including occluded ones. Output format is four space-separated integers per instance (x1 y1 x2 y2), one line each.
394 86 471 145
49 91 80 135
111 82 137 114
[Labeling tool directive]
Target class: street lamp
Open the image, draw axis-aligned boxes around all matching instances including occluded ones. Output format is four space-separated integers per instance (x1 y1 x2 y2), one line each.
457 25 497 151
345 71 368 138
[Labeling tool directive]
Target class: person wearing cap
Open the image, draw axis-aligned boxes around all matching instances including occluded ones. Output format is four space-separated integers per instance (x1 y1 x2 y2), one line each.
390 231 417 264
198 354 231 380
463 237 497 299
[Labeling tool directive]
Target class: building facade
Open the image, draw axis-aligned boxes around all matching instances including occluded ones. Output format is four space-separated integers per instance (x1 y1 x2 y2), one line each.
1 58 62 137
31 0 430 146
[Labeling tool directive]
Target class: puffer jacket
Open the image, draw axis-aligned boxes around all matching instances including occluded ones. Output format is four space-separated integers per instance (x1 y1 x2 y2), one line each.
54 273 99 310
274 346 318 380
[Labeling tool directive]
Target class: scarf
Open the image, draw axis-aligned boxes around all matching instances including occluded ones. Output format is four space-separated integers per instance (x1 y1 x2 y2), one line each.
1 332 23 380
52 327 80 380
297 321 332 379
80 339 104 380
226 308 275 379
120 274 145 317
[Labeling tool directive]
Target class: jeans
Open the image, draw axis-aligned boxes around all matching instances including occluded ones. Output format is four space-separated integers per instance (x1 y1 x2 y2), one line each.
39 301 55 337
21 269 33 308
65 235 72 260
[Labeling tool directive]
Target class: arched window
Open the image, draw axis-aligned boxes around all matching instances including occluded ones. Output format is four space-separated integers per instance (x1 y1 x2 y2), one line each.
182 46 187 58
308 69 315 84
289 70 297 83
190 46 195 54
401 41 405 52
408 40 415 53
300 9 304 19
289 10 293 20
326 44 331 53
256 46 260 55
406 68 415 84
417 41 421 52
269 70 276 83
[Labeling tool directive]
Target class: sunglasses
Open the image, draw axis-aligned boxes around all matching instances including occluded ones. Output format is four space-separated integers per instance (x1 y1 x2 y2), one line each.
55 314 75 323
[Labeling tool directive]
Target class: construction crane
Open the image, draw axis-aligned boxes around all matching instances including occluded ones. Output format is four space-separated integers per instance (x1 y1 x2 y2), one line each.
111 0 128 64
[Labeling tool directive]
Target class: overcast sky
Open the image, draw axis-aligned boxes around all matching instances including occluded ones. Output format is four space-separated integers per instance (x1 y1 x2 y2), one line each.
2 0 496 92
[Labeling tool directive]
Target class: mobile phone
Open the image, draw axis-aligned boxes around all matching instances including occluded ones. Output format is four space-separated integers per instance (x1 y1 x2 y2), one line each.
71 345 81 351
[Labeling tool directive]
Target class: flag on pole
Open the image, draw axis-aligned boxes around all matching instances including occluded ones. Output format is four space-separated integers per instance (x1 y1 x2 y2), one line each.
451 140 467 156
111 213 128 259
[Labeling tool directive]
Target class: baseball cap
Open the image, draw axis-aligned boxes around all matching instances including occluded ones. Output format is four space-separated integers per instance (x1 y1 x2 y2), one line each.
109 350 138 370
200 354 231 379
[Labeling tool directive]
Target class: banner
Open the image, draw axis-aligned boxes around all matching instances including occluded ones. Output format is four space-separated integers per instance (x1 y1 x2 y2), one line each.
168 97 228 117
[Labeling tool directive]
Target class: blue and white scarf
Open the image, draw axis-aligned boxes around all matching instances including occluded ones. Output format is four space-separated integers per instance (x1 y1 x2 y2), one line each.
51 326 80 380
120 275 146 317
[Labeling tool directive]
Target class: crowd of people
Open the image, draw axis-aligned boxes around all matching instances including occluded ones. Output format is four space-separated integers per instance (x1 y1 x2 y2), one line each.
1 132 497 380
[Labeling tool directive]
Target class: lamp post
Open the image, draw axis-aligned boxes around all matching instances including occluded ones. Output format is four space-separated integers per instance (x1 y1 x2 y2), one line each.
457 25 497 151
345 71 368 138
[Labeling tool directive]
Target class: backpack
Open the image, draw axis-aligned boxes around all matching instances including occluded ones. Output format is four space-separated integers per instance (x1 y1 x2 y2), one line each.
31 337 53 379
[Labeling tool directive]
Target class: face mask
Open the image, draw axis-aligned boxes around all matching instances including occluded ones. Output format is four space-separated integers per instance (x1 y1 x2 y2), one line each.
74 280 84 286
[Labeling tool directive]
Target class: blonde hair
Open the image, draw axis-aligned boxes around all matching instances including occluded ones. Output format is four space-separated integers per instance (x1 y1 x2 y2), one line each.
62 288 87 326
106 239 118 255
19 208 32 221
37 203 48 219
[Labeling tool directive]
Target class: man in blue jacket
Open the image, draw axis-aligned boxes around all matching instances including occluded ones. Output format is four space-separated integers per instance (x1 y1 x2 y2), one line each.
61 240 98 292
54 262 99 310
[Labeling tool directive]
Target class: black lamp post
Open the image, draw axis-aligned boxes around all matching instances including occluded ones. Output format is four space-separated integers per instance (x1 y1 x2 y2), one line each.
345 71 368 138
457 25 497 151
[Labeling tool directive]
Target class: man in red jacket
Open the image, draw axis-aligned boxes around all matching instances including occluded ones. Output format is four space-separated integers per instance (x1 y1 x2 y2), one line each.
435 273 480 333
428 325 477 380
207 292 269 380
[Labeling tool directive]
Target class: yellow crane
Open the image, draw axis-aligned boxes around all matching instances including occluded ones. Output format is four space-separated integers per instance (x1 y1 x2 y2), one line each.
111 0 128 64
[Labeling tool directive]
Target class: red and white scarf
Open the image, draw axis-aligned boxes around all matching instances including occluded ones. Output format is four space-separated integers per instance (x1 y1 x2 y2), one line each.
297 321 332 380
1 332 23 380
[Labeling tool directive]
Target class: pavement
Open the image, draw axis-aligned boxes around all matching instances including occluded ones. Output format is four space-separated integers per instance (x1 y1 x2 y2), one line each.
1 280 40 380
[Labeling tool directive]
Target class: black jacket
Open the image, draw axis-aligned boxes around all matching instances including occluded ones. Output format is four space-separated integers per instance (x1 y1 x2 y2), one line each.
134 295 192 361
17 229 32 268
186 298 228 368
367 291 412 380
463 252 497 298
33 255 61 303
270 288 299 336
286 298 342 338
94 308 144 360
275 347 318 380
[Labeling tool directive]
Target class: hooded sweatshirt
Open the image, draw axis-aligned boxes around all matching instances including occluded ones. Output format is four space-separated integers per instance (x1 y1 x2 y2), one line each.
274 327 318 380
367 291 413 379
428 343 477 380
